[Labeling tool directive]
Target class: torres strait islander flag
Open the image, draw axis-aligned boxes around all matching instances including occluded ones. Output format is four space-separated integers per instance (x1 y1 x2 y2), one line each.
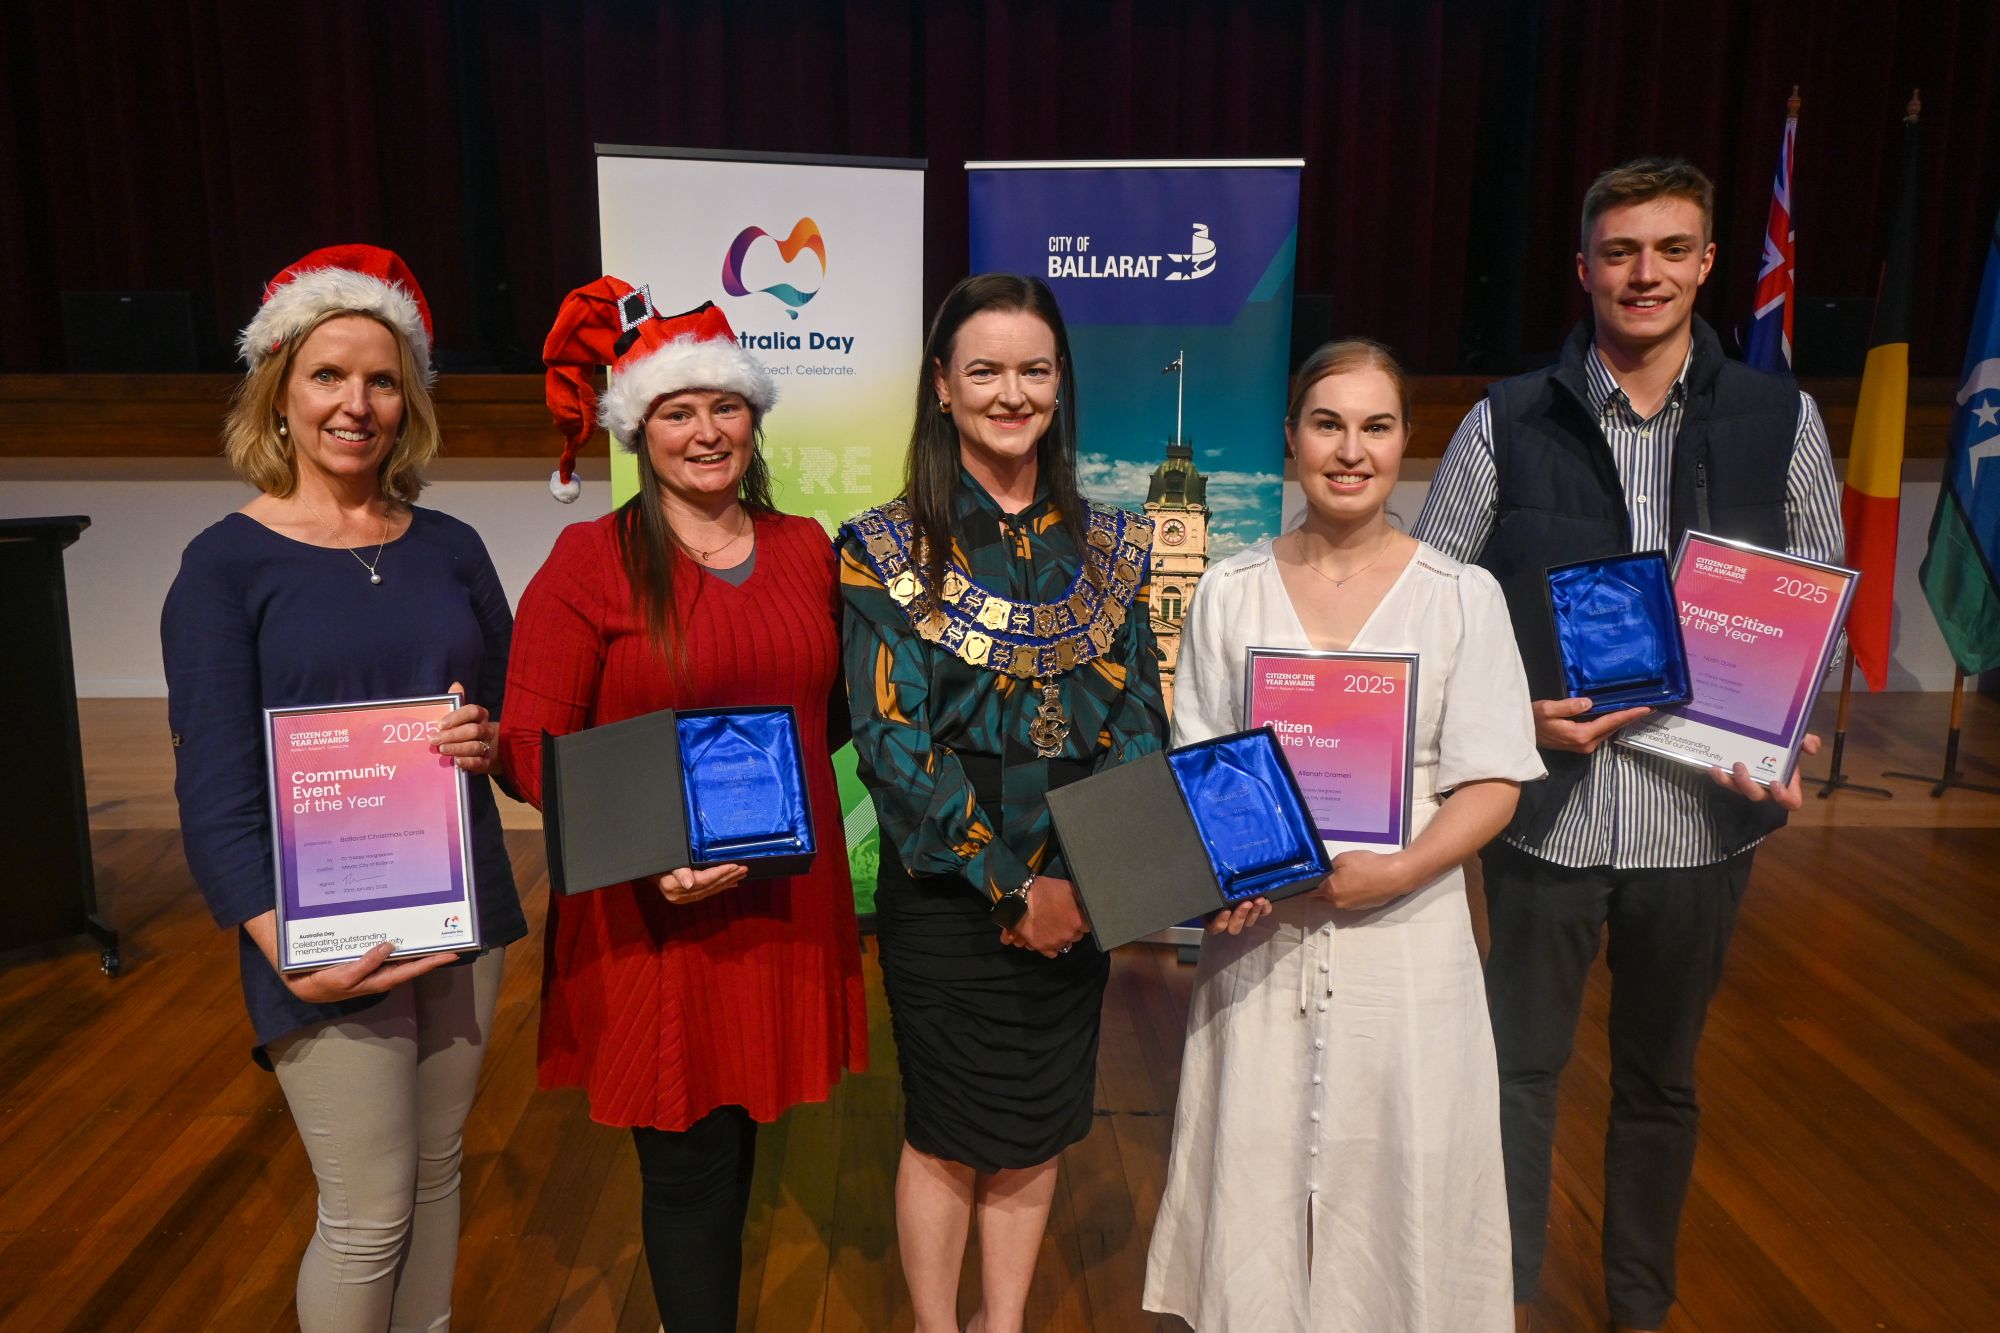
1840 95 1922 691
1918 204 2000 674
1743 90 1799 375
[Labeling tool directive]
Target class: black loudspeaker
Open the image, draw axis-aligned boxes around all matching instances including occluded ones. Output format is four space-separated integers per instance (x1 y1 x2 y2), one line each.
1792 296 1874 377
60 290 205 371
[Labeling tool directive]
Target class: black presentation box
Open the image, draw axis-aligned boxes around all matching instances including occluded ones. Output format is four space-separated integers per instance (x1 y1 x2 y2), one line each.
540 705 815 895
1545 551 1693 718
1047 727 1331 950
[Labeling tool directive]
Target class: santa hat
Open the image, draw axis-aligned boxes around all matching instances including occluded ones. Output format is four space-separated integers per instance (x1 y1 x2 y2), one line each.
540 276 776 503
238 244 434 380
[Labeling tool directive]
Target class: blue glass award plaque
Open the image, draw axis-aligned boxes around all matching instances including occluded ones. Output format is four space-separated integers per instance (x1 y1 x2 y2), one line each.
1166 729 1330 902
1545 552 1691 716
677 708 814 867
540 703 817 896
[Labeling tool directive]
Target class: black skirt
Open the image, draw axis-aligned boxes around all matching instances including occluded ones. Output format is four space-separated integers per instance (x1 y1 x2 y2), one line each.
873 839 1111 1173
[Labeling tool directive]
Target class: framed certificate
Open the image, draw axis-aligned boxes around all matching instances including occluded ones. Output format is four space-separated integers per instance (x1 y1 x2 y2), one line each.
1617 532 1858 785
265 694 479 971
1244 647 1418 856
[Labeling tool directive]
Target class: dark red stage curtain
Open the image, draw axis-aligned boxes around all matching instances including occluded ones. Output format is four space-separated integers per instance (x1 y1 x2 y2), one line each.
3 1 1995 376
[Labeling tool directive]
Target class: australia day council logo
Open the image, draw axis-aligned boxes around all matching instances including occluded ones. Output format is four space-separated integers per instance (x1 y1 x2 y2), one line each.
721 218 827 319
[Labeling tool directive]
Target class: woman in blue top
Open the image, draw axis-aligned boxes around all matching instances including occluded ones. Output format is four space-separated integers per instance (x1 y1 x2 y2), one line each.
161 245 525 1333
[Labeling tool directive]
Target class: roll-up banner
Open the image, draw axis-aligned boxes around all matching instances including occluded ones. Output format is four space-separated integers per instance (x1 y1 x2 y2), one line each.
966 159 1303 714
596 145 924 912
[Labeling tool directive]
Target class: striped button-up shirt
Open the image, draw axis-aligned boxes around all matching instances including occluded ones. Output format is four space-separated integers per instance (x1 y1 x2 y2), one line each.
1413 344 1845 869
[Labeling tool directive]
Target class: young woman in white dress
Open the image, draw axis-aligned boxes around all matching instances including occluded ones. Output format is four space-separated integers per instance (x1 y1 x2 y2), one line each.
1142 339 1545 1332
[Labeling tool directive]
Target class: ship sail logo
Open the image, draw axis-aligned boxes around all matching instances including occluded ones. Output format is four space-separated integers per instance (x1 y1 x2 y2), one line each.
1164 223 1217 282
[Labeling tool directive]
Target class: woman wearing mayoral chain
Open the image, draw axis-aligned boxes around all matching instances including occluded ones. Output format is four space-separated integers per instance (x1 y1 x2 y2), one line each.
840 273 1168 1333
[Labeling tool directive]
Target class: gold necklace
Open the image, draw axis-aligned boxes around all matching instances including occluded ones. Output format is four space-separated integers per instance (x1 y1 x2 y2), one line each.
678 506 751 564
1294 529 1394 590
302 497 391 586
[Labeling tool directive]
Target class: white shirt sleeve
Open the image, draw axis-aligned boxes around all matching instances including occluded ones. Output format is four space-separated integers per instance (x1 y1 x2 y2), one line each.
1435 563 1547 793
1168 569 1244 748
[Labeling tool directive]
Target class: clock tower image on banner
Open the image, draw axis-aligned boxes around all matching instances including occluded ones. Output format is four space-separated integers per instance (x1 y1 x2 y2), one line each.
1145 436 1209 711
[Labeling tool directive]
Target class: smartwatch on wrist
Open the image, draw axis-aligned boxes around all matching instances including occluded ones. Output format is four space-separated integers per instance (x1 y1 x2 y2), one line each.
992 874 1034 930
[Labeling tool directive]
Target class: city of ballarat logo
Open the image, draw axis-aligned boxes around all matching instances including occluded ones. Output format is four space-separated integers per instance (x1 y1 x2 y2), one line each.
1046 223 1217 281
1165 223 1216 281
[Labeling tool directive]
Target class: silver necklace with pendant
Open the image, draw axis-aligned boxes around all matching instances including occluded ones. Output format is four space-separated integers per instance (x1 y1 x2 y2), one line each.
304 498 391 586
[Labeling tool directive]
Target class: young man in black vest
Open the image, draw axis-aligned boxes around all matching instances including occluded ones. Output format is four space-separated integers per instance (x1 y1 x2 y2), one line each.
1414 158 1844 1332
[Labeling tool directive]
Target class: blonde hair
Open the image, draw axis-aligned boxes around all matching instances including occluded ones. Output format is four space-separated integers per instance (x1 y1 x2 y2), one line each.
1286 337 1411 426
223 310 440 501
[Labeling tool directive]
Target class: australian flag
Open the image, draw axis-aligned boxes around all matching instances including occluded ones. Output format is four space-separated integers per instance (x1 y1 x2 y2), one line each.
1743 101 1798 374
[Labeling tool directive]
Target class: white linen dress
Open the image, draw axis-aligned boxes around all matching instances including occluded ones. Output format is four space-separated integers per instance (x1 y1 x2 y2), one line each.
1142 539 1545 1333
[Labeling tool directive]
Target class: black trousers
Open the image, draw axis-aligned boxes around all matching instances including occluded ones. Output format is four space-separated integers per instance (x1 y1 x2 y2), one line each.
632 1104 758 1333
1483 840 1753 1328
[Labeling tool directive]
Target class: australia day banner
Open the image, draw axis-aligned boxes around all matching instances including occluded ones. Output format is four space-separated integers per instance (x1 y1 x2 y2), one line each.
596 145 924 913
967 159 1302 576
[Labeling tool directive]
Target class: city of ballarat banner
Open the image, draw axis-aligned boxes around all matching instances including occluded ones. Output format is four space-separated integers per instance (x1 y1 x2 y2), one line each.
596 146 923 912
966 160 1302 707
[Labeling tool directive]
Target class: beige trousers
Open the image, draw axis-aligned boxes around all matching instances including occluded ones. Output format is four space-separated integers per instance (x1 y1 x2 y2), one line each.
268 948 504 1333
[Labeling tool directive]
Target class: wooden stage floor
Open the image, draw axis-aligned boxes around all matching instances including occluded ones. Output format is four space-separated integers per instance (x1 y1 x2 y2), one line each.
2 693 1997 1331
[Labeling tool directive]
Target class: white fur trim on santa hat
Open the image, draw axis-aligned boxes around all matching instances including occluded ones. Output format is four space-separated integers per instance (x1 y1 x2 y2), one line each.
549 469 583 503
237 266 433 379
598 335 778 448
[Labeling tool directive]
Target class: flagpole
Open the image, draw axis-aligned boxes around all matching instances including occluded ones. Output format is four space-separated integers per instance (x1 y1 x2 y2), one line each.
1811 652 1893 798
1883 668 2000 797
1176 349 1185 445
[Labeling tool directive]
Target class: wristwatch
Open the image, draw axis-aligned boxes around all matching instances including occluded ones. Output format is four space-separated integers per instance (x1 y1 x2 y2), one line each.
992 874 1035 930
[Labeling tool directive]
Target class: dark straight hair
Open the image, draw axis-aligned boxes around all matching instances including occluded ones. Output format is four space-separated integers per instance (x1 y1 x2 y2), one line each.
904 273 1087 596
613 406 776 678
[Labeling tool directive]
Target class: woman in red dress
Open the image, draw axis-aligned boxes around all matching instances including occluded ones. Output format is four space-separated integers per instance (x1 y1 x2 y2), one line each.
497 278 866 1333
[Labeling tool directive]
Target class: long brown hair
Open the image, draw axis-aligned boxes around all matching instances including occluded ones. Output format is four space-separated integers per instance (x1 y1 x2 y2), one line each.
905 274 1087 596
614 403 776 676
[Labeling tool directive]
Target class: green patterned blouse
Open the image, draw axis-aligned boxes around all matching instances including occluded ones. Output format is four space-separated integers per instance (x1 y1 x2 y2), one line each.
839 474 1169 905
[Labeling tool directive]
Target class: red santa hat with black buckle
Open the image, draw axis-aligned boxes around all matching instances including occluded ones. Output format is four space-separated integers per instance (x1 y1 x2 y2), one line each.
540 276 776 502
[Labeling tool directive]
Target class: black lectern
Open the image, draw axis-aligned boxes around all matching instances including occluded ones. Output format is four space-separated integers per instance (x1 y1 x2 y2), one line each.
0 517 118 973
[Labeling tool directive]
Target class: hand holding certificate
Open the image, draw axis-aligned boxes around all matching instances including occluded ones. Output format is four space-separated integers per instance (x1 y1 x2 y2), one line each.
1617 533 1856 788
265 695 480 972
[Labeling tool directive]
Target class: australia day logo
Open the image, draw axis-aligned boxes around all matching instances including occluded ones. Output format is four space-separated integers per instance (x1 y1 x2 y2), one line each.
721 218 827 320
